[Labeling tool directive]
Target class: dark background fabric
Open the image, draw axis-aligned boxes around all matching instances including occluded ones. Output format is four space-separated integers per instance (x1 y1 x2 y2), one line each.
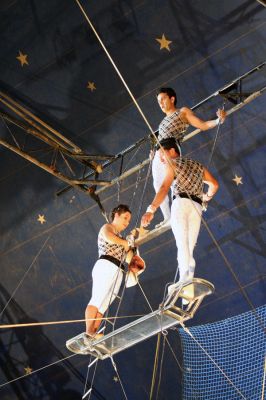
0 1 265 399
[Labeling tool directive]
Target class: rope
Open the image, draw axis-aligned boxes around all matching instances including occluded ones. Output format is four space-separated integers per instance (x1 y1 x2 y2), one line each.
1 115 21 149
0 234 52 320
207 100 226 168
129 168 142 209
155 331 167 400
82 358 99 400
110 356 129 400
74 0 154 135
111 267 128 332
149 332 161 400
164 335 183 372
200 215 266 332
134 157 153 228
0 353 77 389
136 279 154 313
0 314 145 329
83 365 91 399
74 0 179 184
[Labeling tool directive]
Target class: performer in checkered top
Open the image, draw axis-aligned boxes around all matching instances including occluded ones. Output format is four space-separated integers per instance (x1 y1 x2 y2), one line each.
152 87 226 227
85 205 131 338
142 138 219 285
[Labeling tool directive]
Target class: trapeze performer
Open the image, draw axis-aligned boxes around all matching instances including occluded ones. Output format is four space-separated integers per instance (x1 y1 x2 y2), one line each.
142 137 219 293
152 87 226 228
85 204 145 341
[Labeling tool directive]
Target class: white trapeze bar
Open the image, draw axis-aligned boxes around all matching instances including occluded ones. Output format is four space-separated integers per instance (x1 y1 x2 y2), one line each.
66 278 214 360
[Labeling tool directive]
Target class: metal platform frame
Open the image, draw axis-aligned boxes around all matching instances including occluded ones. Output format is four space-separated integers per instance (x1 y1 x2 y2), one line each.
66 278 214 360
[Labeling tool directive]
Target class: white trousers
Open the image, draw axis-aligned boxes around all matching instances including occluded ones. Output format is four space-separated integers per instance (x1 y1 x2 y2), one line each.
152 151 171 220
170 198 202 283
88 259 123 314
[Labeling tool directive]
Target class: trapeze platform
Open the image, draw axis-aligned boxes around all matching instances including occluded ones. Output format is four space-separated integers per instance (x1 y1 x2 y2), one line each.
134 223 171 246
66 278 214 360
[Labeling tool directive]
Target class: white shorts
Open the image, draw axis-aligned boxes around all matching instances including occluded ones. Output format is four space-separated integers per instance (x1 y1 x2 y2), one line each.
88 259 124 314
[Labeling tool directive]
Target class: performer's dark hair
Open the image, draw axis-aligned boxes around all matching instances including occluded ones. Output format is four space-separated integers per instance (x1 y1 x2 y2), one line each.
156 87 177 105
111 204 131 221
158 138 180 155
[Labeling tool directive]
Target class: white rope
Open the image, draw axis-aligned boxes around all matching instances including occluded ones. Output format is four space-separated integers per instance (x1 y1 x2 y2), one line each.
74 0 177 178
0 234 51 319
110 356 129 400
74 0 154 135
0 314 144 329
0 353 76 389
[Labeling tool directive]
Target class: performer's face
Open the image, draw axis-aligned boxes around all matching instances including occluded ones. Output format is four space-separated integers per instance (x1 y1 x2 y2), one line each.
114 211 131 231
157 93 175 114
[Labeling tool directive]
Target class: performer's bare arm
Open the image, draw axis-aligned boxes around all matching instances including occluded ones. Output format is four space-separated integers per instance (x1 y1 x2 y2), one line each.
180 107 226 131
101 224 130 251
141 164 175 227
202 168 219 202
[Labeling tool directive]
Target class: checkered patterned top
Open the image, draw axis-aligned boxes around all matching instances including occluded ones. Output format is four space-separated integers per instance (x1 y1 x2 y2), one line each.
158 110 189 142
172 157 204 198
98 228 125 261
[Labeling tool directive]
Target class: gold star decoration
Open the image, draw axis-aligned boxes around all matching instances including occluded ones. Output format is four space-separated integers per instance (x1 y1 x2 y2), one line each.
24 366 32 375
37 214 46 224
156 34 172 51
87 81 96 92
232 175 243 186
16 50 29 67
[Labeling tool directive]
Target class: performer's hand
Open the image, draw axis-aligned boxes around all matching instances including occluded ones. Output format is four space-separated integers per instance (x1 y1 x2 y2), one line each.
141 212 154 227
202 193 213 202
126 234 135 249
216 109 226 124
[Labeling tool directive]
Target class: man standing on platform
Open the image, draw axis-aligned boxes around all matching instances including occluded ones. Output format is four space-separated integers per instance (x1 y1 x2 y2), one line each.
142 137 219 285
152 87 226 228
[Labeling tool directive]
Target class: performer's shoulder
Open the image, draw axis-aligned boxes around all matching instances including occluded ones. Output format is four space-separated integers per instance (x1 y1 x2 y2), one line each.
179 106 191 114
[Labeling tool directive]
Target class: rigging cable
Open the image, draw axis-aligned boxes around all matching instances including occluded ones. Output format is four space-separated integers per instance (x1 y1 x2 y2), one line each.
0 234 52 320
207 100 226 168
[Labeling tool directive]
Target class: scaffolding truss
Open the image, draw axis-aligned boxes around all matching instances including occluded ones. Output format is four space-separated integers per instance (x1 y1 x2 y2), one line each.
1 62 265 201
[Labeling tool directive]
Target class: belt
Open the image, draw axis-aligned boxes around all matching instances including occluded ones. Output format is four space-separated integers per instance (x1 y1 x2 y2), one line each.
99 255 125 270
173 192 202 206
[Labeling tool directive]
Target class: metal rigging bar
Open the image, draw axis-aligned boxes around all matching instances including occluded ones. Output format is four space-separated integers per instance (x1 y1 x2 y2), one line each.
0 137 111 190
66 278 214 360
57 60 266 197
93 83 266 200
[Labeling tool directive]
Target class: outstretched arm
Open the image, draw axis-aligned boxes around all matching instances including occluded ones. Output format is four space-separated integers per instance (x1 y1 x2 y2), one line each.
141 164 175 227
180 107 226 131
202 168 219 202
